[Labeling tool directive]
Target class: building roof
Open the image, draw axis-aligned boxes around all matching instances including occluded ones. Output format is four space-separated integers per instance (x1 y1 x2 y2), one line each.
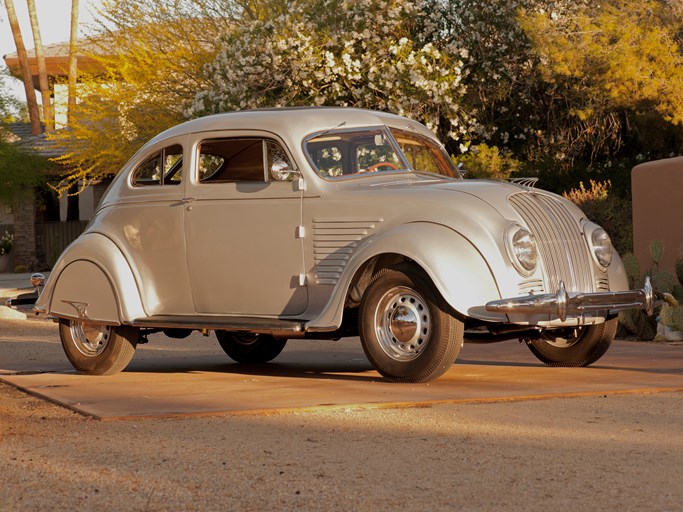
1 123 65 159
3 38 107 90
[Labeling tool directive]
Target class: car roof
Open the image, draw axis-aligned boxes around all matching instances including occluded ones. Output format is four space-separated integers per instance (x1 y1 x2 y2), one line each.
144 107 436 148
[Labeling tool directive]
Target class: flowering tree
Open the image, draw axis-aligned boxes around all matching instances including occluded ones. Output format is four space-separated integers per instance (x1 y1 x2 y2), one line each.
44 0 683 209
425 1 587 156
48 0 226 194
192 0 471 145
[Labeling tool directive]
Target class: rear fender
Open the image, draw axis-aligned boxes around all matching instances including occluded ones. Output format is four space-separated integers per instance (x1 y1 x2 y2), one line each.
306 222 502 330
35 233 145 324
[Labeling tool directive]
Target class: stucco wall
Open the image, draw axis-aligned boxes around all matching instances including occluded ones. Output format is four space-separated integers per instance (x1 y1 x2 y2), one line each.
632 157 683 272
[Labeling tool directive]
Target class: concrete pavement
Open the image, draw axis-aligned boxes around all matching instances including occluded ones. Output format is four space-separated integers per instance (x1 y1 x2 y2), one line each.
0 272 38 292
0 318 681 420
0 271 49 320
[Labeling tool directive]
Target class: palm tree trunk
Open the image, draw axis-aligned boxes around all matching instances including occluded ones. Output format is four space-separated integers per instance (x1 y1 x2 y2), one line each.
66 0 81 220
26 0 53 130
67 0 79 125
3 0 42 134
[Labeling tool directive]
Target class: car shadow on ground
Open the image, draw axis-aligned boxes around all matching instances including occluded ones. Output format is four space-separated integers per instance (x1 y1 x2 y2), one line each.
123 359 381 382
3 330 682 382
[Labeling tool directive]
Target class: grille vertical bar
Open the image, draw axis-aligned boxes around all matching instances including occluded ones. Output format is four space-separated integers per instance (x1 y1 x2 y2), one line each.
509 193 594 293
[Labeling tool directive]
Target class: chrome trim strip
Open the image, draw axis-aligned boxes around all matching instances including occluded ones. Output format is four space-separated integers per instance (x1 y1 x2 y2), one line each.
485 277 654 322
131 315 305 333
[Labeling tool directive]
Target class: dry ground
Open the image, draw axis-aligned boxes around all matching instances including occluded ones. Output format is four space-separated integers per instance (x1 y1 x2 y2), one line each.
2 379 682 511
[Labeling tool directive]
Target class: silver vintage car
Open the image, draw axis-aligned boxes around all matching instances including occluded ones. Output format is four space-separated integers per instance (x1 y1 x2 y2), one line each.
35 107 652 382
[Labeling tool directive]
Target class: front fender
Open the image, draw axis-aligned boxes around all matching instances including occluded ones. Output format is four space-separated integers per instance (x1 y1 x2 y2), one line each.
35 233 146 324
607 251 629 291
306 222 503 330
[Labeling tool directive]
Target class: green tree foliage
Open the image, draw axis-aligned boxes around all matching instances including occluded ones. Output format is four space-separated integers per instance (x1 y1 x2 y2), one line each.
0 69 26 122
427 1 583 156
518 0 683 170
0 130 51 203
44 0 683 205
457 144 521 181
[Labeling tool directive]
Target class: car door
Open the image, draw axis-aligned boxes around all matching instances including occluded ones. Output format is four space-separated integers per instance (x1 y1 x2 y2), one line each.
104 136 194 316
183 133 307 316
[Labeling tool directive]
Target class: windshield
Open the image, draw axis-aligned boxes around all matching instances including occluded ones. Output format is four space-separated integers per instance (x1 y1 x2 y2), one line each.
305 127 460 179
305 128 408 178
389 128 461 178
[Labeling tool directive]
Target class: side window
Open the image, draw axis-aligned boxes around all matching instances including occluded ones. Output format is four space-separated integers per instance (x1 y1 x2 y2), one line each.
198 138 293 183
199 154 225 181
132 152 162 186
163 145 183 184
131 144 183 186
394 138 441 174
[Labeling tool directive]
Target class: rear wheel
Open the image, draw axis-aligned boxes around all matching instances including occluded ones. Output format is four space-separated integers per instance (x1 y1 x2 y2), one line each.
59 319 139 375
359 264 463 383
526 317 618 367
215 332 287 363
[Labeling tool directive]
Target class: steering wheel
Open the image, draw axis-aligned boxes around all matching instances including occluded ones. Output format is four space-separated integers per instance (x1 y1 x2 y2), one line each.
367 162 400 172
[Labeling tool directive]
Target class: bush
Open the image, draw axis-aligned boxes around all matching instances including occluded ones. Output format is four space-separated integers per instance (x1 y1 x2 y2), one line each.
458 144 522 180
563 180 632 254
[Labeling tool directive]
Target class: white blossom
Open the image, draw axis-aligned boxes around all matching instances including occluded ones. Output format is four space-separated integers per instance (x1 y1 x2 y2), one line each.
192 0 472 144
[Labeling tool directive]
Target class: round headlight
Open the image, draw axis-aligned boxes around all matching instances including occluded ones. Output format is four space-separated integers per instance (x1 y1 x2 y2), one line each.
507 226 538 274
591 228 613 269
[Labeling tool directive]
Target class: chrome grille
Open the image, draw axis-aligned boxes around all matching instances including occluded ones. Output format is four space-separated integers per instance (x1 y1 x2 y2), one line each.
518 277 544 296
509 193 594 293
595 276 610 292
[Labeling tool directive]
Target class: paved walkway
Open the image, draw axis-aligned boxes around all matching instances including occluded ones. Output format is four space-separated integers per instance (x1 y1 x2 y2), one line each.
1 326 681 420
0 272 49 320
0 272 48 295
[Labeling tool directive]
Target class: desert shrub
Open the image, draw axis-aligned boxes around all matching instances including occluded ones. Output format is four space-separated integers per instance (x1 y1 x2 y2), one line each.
458 144 522 180
563 179 632 254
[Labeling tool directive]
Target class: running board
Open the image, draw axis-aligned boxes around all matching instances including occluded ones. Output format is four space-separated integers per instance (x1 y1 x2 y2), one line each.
131 315 305 334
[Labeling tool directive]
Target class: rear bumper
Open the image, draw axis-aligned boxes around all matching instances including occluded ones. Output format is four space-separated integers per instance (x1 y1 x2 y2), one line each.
485 277 654 322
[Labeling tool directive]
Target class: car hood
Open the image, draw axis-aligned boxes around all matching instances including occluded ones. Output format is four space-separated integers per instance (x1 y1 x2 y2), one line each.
348 174 569 220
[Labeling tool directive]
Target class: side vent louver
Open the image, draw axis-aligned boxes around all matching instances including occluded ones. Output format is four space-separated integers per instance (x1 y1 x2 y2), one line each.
313 219 383 285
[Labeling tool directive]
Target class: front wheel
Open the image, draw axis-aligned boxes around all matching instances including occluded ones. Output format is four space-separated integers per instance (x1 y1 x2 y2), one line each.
526 317 618 367
215 332 287 363
59 319 139 375
359 264 464 383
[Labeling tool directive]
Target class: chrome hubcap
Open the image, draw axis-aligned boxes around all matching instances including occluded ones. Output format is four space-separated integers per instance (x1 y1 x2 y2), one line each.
540 327 582 348
70 321 111 357
375 286 430 361
234 333 260 346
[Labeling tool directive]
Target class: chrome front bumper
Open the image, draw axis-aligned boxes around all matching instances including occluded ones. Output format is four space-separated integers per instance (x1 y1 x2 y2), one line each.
485 277 654 322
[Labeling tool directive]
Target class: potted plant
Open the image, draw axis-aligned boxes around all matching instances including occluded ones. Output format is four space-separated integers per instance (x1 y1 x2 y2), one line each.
0 230 13 272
